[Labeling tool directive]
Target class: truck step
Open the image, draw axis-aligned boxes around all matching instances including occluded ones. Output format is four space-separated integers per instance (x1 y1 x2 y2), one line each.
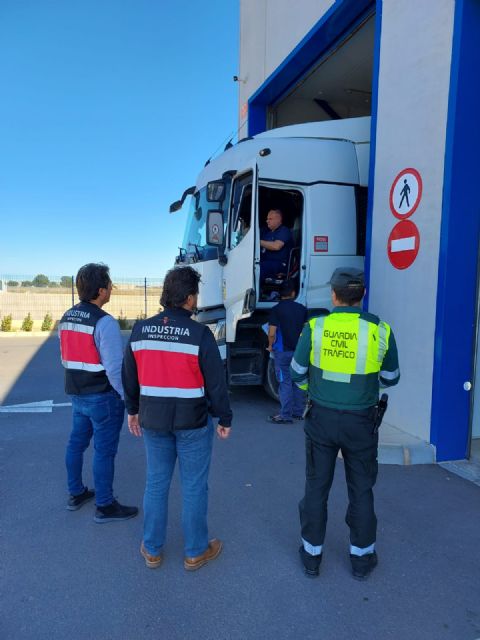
228 373 263 385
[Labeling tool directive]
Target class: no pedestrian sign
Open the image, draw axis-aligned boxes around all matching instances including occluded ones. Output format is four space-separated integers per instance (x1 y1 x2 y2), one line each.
387 220 420 270
389 168 422 219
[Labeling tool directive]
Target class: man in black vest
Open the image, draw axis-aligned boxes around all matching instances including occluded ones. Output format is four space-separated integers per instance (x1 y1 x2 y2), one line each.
59 263 138 522
123 266 232 571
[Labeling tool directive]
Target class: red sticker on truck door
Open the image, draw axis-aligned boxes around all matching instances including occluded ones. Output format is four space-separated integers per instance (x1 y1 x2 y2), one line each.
314 236 328 252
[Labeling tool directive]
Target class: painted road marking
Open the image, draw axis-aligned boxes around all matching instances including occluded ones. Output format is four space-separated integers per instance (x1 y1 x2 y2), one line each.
0 400 72 413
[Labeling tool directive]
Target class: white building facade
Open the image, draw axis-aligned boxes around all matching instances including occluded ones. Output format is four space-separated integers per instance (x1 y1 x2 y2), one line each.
238 0 480 461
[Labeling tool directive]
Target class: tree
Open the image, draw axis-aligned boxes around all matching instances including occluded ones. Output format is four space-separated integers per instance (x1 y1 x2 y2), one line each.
60 276 73 288
7 280 18 287
21 281 32 287
32 274 49 287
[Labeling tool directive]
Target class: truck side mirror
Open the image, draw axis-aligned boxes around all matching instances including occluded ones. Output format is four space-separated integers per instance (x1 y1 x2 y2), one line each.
207 180 226 203
206 210 224 246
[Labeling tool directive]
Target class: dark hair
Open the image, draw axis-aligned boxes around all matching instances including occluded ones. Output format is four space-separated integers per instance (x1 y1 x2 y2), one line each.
76 263 111 302
160 266 201 308
280 279 296 297
332 285 364 306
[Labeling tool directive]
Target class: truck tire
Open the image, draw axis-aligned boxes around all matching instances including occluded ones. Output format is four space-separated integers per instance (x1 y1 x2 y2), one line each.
263 356 279 401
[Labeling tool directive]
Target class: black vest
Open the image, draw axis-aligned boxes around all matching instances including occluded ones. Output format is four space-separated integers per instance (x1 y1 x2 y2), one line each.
127 309 209 430
59 302 112 395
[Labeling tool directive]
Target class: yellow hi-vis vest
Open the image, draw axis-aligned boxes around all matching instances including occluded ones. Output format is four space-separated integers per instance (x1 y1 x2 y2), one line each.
309 313 391 381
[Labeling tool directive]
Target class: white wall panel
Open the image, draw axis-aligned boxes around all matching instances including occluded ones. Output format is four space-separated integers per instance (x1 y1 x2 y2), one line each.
238 0 334 133
369 0 455 442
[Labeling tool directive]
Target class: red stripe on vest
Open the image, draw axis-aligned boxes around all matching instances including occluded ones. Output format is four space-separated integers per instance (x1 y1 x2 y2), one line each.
60 330 101 364
133 350 204 389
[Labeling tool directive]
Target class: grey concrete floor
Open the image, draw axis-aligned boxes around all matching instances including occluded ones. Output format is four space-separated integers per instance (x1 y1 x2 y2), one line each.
1 336 480 640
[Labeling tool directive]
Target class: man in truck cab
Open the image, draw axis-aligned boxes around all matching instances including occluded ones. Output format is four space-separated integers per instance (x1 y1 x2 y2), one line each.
260 209 293 282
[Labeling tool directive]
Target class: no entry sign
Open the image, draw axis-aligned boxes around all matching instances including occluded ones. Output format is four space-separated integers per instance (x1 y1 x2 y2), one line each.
389 168 422 219
387 219 420 269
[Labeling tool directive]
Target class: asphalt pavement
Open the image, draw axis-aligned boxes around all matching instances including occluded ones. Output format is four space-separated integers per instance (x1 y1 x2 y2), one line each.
1 336 480 640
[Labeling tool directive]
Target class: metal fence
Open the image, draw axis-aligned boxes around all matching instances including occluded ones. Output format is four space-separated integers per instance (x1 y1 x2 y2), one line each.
0 274 163 330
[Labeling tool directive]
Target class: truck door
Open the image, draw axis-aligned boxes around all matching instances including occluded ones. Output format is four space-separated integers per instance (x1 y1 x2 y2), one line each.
223 167 257 342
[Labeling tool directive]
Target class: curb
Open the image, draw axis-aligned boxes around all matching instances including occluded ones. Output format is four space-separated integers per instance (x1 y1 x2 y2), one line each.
378 442 436 465
439 460 480 486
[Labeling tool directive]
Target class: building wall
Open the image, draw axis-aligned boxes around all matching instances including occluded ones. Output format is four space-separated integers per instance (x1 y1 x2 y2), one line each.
238 0 334 135
238 0 458 447
369 0 455 441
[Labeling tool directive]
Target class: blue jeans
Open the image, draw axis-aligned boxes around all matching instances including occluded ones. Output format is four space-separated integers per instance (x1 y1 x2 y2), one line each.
66 391 125 506
274 350 306 419
142 419 214 557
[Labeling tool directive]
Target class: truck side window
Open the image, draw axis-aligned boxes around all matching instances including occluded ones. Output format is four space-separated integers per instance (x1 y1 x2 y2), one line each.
230 172 253 249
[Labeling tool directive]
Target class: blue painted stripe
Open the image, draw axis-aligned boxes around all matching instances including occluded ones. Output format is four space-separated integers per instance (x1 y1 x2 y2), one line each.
431 0 480 461
363 0 382 310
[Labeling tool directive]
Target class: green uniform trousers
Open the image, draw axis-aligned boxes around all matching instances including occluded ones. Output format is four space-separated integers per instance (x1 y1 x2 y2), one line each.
299 402 379 551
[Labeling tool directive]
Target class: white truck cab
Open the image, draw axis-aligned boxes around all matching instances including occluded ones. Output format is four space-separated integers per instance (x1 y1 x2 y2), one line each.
170 117 370 397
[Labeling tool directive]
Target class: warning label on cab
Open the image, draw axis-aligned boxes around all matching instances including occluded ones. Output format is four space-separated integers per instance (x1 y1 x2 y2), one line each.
314 235 328 252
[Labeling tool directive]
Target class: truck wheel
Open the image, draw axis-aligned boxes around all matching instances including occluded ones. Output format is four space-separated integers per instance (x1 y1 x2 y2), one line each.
264 357 279 401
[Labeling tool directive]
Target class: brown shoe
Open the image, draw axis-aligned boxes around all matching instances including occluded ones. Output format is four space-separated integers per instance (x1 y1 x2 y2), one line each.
140 541 163 569
184 538 223 571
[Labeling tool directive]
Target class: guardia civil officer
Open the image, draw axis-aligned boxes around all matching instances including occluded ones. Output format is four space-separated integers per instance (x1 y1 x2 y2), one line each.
122 266 232 571
290 267 400 580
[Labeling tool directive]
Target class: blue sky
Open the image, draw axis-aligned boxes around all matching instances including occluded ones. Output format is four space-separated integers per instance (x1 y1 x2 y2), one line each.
0 1 239 278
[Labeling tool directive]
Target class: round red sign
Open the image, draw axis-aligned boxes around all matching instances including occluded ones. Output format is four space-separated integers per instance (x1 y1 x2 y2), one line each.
389 168 423 219
387 219 420 269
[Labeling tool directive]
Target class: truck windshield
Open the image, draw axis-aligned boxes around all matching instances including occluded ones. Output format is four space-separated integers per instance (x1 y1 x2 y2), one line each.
181 184 230 262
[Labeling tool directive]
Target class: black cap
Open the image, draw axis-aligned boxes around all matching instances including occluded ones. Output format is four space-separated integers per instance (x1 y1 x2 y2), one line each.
330 267 365 289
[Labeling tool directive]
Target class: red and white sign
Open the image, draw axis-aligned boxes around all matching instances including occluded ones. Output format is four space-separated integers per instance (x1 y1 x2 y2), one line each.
314 235 328 252
387 220 420 270
389 168 423 219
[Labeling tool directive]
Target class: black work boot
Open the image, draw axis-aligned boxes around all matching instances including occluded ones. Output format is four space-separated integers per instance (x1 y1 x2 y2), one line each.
299 546 322 578
94 499 138 523
350 551 378 580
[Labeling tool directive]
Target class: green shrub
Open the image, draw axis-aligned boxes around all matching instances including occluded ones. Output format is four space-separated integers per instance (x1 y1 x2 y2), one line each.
136 312 147 320
7 280 18 287
1 314 13 332
117 310 129 330
41 313 53 331
21 313 34 332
